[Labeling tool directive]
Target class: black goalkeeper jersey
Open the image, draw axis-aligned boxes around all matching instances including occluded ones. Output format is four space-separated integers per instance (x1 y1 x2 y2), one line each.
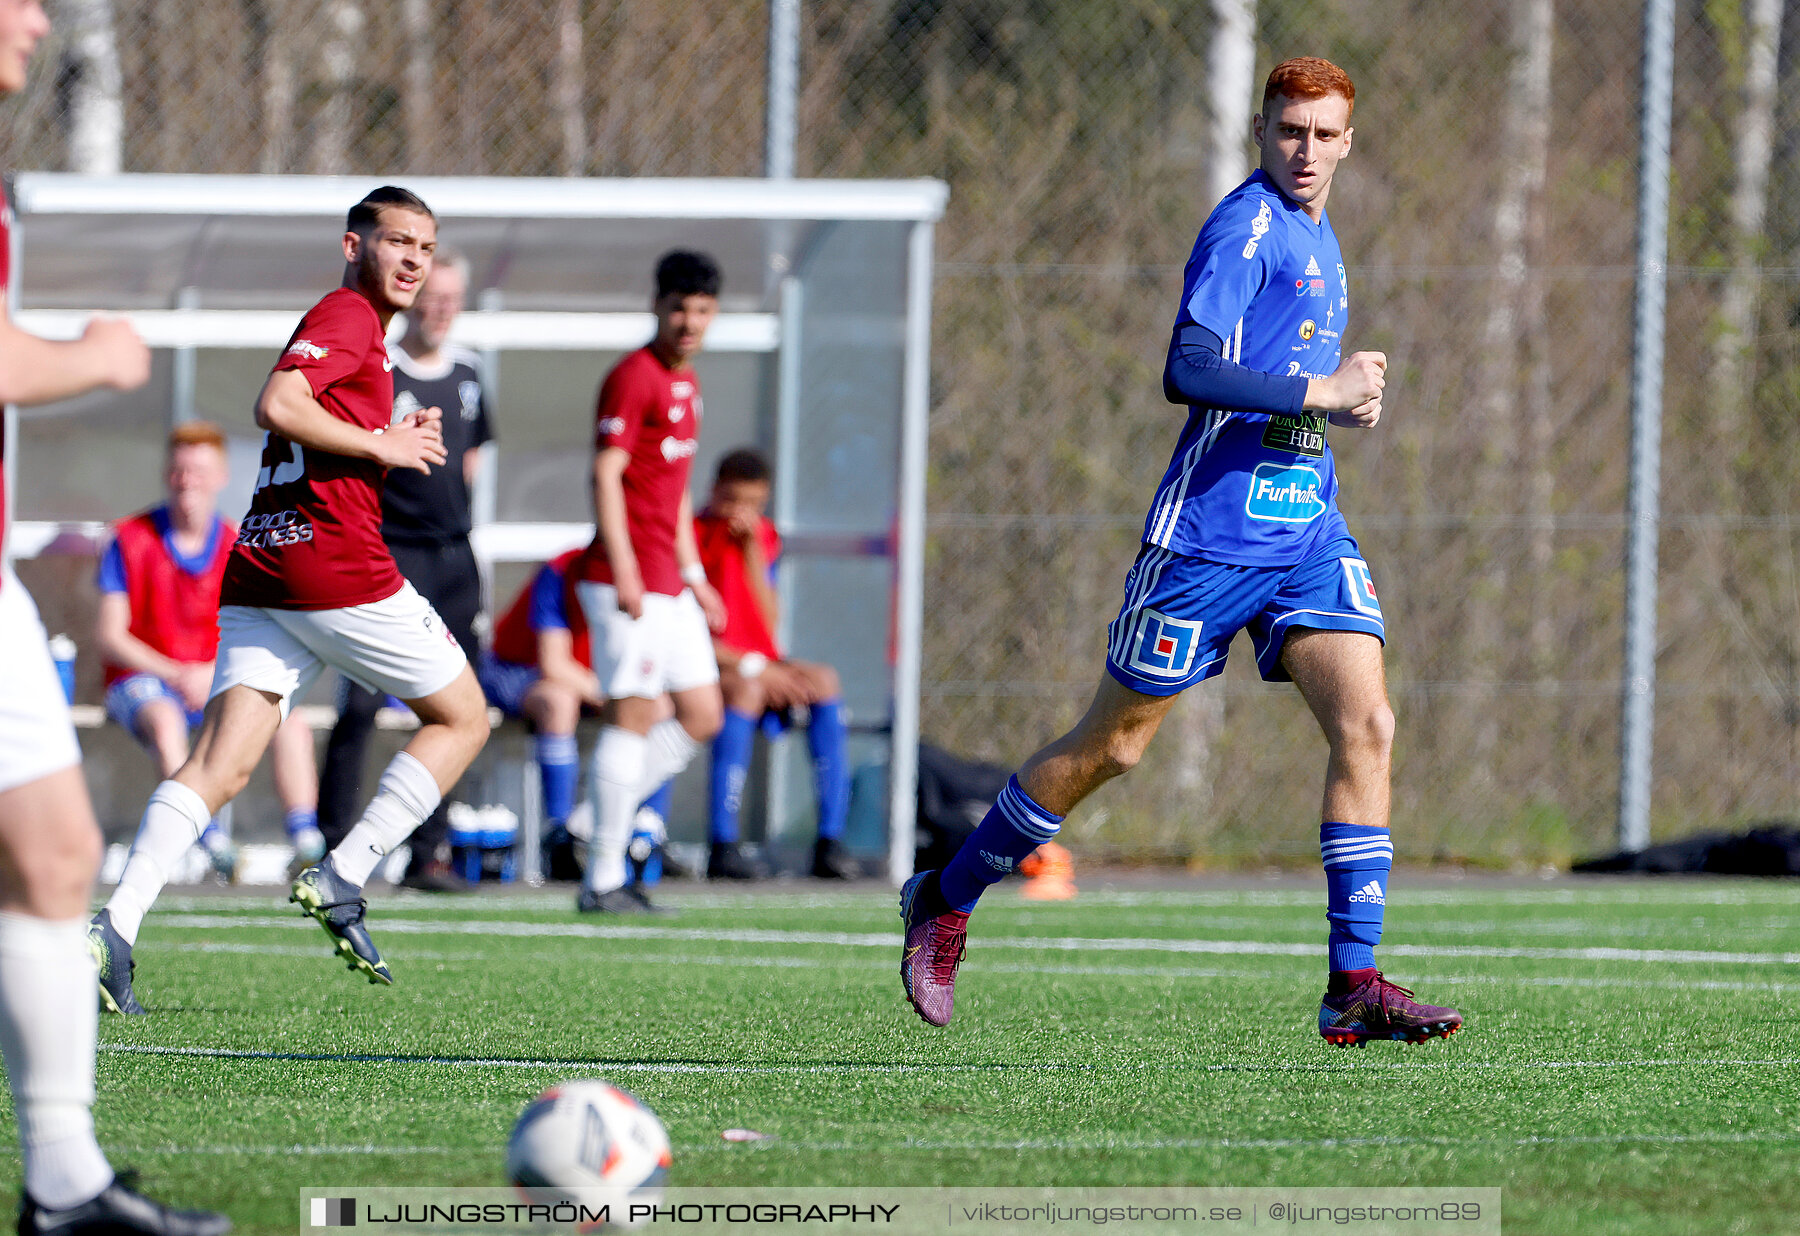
382 344 495 545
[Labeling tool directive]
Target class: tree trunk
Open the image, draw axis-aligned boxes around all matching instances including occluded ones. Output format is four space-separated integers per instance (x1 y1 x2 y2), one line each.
555 0 586 176
310 0 365 175
56 0 124 174
402 0 435 172
243 0 294 174
1204 0 1256 208
1469 0 1553 783
1707 0 1779 461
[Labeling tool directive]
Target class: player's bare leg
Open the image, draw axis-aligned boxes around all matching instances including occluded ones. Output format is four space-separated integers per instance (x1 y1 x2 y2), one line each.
270 711 324 865
901 675 1180 1025
296 666 490 984
95 685 283 1012
129 698 191 781
581 687 721 913
1283 630 1461 1046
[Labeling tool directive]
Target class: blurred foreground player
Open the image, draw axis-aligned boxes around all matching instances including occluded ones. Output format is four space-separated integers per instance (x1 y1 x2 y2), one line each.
0 3 230 1230
87 187 490 1005
94 421 322 893
571 251 728 913
316 251 492 892
899 58 1462 1047
694 448 855 880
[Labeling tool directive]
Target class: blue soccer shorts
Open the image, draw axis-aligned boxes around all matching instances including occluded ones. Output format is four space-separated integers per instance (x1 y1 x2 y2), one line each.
1105 534 1384 696
105 672 204 734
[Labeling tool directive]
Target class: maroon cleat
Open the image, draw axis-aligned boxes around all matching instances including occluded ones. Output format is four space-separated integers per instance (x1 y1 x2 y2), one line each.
899 871 968 1027
1319 972 1464 1047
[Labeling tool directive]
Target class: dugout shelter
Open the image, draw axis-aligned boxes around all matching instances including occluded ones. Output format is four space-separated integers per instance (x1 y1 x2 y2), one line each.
2 173 947 882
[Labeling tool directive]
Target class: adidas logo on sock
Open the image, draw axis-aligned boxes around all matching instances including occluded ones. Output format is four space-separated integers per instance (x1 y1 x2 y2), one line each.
1347 879 1386 905
979 850 1015 873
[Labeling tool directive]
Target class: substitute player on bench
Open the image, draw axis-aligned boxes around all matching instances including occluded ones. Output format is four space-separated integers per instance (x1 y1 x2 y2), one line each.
94 421 323 896
899 58 1463 1047
0 3 231 1230
88 187 490 1006
571 250 727 914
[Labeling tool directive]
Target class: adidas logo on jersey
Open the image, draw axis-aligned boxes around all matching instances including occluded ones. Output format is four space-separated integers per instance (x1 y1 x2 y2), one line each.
1348 880 1385 905
979 850 1015 874
1305 255 1322 276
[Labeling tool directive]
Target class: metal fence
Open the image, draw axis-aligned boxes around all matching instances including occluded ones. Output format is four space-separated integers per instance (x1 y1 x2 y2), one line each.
8 0 1800 867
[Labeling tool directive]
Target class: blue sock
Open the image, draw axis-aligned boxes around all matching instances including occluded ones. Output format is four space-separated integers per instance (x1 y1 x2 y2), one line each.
807 699 850 842
709 710 758 845
283 806 318 839
1321 821 1392 973
535 732 580 824
937 776 1063 912
640 779 674 822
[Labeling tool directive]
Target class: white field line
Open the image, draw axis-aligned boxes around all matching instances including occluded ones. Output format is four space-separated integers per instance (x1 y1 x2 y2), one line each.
151 885 1800 913
98 1043 1800 1076
172 940 1800 993
149 913 1800 966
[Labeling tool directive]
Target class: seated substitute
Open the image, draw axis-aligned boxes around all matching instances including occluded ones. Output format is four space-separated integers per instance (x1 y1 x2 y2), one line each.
479 549 674 881
694 448 854 880
93 421 323 895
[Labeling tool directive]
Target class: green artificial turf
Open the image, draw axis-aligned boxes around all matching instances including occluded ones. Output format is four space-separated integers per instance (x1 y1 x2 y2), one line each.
5 877 1797 1235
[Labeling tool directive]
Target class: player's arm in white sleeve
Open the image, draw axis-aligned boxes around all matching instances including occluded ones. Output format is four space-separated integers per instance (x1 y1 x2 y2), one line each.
0 312 148 405
255 367 446 471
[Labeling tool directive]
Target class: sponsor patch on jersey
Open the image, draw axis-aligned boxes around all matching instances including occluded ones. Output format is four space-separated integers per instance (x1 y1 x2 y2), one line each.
670 380 696 400
1126 608 1202 680
1341 557 1382 617
1261 414 1326 458
660 435 699 463
1241 200 1272 259
598 416 627 438
1298 319 1316 341
1245 462 1325 524
286 339 328 360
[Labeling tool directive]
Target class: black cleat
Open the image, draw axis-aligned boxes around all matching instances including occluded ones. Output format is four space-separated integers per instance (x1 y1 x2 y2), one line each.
577 886 658 915
541 826 583 883
811 836 858 880
290 858 392 985
86 910 146 1016
19 1175 230 1236
707 841 759 881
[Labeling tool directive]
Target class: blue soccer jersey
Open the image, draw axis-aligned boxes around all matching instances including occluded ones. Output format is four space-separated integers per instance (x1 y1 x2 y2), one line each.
1143 171 1352 566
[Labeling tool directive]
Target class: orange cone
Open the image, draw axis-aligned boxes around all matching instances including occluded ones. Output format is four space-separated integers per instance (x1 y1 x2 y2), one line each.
1019 841 1077 900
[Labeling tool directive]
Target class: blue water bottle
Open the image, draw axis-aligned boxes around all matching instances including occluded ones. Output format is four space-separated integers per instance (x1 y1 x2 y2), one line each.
47 635 77 704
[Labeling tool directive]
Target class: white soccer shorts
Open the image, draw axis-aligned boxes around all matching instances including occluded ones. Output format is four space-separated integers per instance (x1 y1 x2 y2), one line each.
574 583 719 701
212 581 468 716
0 570 83 793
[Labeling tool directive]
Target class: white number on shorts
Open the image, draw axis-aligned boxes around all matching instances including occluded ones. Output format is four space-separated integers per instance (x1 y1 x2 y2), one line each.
253 433 306 493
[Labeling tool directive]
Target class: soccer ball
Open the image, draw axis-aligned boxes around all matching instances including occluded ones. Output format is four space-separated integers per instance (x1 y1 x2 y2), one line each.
507 1080 671 1223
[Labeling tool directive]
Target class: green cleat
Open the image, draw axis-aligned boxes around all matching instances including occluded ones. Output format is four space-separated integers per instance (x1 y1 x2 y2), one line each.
290 858 393 986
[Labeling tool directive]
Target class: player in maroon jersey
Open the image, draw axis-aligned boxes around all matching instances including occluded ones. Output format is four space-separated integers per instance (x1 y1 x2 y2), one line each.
87 187 491 1006
0 4 229 1232
570 250 728 913
93 422 322 910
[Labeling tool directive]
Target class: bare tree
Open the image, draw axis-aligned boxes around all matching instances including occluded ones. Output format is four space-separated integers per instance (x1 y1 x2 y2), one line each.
402 0 436 171
243 0 295 174
555 0 587 176
1204 0 1256 209
1707 0 1780 455
311 0 365 175
56 0 123 174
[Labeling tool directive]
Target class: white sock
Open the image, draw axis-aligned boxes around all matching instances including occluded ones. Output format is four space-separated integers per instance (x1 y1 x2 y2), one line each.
0 913 113 1209
330 751 442 887
106 781 210 946
584 727 647 893
639 719 703 796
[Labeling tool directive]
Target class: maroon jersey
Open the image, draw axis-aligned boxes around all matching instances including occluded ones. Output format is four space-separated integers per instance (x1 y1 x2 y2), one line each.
219 287 405 610
490 549 591 669
573 347 702 597
694 511 782 660
100 507 235 686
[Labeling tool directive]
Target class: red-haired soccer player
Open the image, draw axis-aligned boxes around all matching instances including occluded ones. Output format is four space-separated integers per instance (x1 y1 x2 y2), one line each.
0 3 230 1231
899 57 1463 1047
94 421 323 891
88 187 491 1007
